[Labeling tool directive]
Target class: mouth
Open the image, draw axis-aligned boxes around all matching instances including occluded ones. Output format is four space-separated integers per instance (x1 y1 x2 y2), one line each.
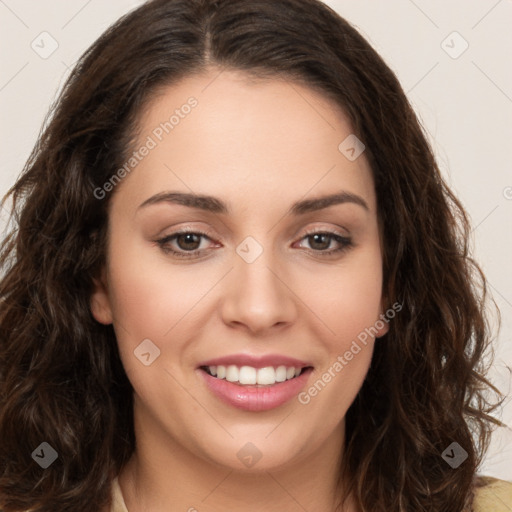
198 363 314 412
199 364 313 387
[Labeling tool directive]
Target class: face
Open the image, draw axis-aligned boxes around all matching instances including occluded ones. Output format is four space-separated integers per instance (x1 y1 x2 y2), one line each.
91 68 388 473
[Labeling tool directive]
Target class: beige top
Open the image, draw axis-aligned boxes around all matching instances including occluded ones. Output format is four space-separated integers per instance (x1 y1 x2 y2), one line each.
110 476 512 511
110 477 128 512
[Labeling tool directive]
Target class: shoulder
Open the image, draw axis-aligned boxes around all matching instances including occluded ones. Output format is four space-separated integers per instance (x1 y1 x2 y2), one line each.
472 475 512 511
108 474 512 512
109 476 129 512
1 478 127 512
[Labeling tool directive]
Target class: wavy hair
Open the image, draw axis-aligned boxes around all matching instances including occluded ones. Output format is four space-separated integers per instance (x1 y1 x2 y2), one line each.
0 0 503 510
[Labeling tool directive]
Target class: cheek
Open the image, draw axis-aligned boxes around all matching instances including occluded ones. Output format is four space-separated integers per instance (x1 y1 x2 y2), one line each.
105 245 225 389
298 269 382 416
106 231 206 340
106 257 197 413
298 245 383 405
301 245 384 342
103 241 182 375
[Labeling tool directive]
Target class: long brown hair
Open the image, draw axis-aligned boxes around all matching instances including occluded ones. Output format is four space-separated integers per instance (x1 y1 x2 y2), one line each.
0 0 503 510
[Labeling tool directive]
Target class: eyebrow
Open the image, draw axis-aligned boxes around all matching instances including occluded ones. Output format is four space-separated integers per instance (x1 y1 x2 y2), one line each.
138 190 369 215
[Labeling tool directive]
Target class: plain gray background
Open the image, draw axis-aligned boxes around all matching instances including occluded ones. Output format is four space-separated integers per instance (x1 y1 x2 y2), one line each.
1 0 511 481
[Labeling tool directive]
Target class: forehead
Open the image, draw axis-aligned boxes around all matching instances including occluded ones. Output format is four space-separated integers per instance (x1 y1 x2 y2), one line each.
117 69 376 214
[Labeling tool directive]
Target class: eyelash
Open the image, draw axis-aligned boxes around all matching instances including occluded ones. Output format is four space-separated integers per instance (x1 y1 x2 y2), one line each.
154 227 353 260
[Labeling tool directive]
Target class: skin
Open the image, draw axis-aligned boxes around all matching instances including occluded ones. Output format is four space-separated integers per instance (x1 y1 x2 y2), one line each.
91 67 388 512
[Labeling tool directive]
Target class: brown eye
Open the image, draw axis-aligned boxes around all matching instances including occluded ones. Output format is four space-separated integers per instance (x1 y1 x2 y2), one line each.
307 233 332 251
174 233 202 251
155 231 212 258
296 230 353 257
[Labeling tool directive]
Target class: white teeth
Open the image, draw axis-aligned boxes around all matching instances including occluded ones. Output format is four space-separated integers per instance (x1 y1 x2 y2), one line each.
257 367 275 385
226 365 239 382
206 364 304 385
239 366 257 385
275 365 287 382
216 365 226 379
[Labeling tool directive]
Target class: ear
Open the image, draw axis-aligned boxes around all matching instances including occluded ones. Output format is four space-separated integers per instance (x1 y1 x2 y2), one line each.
90 267 113 325
375 299 390 338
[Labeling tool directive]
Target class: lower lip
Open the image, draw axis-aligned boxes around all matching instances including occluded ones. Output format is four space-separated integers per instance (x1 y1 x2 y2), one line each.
199 368 313 412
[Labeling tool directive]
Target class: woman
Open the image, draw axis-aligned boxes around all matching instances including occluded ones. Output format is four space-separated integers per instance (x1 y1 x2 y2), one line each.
0 0 510 510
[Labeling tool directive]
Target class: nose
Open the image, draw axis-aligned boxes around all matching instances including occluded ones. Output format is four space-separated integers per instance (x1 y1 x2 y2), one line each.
220 243 297 335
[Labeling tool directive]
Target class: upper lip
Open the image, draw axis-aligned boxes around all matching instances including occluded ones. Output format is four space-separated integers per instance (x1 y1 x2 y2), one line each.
197 354 313 369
